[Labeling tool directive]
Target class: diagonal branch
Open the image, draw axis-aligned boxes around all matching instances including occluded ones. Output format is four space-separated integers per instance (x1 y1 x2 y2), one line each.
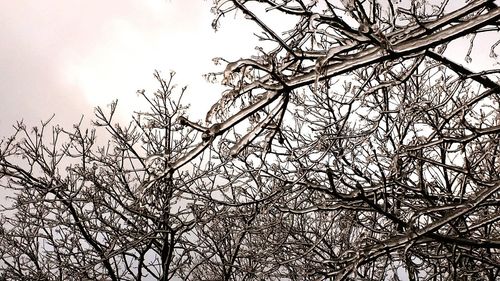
154 4 500 186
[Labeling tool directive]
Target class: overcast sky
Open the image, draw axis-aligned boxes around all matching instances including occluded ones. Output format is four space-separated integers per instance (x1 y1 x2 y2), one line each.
0 0 260 136
1 0 498 138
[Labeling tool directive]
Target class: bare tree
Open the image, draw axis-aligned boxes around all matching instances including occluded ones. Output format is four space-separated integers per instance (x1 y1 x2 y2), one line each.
2 1 500 280
184 0 500 280
0 72 212 280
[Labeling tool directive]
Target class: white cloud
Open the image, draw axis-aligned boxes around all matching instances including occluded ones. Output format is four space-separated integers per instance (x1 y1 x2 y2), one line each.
0 0 263 130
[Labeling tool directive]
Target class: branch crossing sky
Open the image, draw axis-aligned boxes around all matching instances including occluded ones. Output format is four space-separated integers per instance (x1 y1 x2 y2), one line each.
1 0 498 137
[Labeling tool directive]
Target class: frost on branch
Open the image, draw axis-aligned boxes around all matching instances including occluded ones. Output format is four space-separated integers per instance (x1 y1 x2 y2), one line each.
199 0 500 279
2 1 500 280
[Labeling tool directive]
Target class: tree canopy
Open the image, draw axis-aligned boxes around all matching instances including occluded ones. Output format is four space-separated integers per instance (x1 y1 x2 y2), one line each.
1 0 500 280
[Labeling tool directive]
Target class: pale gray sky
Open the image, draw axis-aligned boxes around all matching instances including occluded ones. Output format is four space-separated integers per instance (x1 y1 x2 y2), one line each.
0 0 258 136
